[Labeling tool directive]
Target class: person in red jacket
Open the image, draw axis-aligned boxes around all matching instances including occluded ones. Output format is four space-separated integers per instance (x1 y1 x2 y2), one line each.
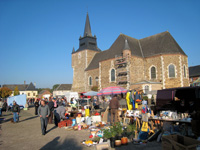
109 95 119 124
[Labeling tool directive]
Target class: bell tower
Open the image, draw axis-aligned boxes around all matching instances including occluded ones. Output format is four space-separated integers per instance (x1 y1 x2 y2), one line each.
71 13 101 92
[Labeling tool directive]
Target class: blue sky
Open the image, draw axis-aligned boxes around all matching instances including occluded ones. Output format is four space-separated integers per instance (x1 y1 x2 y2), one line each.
0 0 200 88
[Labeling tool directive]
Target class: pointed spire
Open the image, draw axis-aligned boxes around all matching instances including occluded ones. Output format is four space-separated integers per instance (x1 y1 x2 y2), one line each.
84 13 92 37
123 39 130 50
72 47 75 53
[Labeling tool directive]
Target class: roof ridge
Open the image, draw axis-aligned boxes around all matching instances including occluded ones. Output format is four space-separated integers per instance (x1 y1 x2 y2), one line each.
139 31 168 40
189 65 200 68
120 33 138 41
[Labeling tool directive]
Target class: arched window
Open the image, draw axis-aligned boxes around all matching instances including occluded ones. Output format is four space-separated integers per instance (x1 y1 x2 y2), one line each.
111 69 115 82
95 77 99 86
151 66 156 79
144 85 149 94
89 77 92 86
184 65 186 78
169 64 175 78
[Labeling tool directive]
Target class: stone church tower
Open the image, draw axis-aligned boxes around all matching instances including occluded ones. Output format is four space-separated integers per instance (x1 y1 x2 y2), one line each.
71 14 189 93
71 13 101 92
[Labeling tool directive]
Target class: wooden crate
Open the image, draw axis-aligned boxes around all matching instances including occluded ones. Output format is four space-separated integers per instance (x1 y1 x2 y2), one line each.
162 135 200 150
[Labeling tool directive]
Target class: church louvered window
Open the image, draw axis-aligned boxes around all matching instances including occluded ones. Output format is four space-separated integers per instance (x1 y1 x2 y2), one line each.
169 64 175 78
151 66 156 79
89 77 92 86
111 69 115 82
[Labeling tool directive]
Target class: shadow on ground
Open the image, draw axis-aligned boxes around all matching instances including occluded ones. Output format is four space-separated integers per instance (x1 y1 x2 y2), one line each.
0 115 38 124
46 126 57 133
19 115 38 123
40 136 83 150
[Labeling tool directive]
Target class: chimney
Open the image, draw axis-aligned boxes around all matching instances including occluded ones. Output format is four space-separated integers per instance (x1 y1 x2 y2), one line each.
24 81 26 85
34 82 36 87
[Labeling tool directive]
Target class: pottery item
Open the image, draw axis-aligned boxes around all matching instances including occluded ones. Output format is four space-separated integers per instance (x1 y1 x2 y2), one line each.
115 140 121 146
121 137 128 145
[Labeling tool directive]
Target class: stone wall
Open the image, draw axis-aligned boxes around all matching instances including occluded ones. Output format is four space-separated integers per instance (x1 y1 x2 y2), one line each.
144 56 162 83
71 51 86 92
72 50 189 92
181 55 190 87
162 54 189 89
85 68 99 91
129 56 144 83
100 59 117 89
71 50 99 92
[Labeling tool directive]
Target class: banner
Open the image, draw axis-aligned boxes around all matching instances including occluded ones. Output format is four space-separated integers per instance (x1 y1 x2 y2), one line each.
7 94 27 108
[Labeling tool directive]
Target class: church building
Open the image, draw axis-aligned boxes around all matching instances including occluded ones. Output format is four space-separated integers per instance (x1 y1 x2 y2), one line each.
71 13 189 93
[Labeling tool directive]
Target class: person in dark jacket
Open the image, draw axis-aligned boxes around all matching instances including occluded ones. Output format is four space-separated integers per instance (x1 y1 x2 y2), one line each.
109 95 119 124
38 100 50 135
34 99 39 115
12 101 20 123
48 98 54 124
2 100 8 112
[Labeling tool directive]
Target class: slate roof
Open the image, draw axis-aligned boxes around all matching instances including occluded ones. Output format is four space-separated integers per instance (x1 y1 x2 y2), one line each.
123 39 130 50
73 13 101 53
85 31 186 71
140 31 186 57
84 13 92 37
55 84 72 91
189 65 200 77
3 82 37 91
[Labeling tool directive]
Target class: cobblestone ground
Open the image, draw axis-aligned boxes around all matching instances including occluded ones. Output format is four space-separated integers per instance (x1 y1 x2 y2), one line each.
0 107 162 150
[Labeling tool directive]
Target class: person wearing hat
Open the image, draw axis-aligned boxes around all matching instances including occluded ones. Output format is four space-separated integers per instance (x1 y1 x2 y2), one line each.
12 101 20 123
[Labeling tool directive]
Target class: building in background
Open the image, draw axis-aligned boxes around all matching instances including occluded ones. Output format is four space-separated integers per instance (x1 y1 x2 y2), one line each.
3 82 38 98
71 13 190 93
38 90 52 99
53 84 72 97
189 65 200 86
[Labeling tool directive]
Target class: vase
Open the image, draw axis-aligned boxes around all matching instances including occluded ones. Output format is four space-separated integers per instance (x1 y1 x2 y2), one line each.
121 137 128 145
110 137 116 148
115 140 121 147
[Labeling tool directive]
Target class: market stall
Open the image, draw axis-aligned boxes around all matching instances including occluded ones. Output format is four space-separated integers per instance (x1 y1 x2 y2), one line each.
56 86 200 149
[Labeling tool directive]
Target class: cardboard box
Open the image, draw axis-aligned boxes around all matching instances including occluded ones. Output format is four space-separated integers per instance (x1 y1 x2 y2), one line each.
162 135 200 150
91 115 101 123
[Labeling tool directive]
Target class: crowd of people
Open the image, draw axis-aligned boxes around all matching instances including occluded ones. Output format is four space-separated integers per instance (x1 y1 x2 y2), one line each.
34 97 69 135
0 94 128 135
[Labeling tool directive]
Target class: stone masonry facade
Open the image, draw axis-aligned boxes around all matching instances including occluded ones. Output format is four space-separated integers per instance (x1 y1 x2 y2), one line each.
71 14 189 93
